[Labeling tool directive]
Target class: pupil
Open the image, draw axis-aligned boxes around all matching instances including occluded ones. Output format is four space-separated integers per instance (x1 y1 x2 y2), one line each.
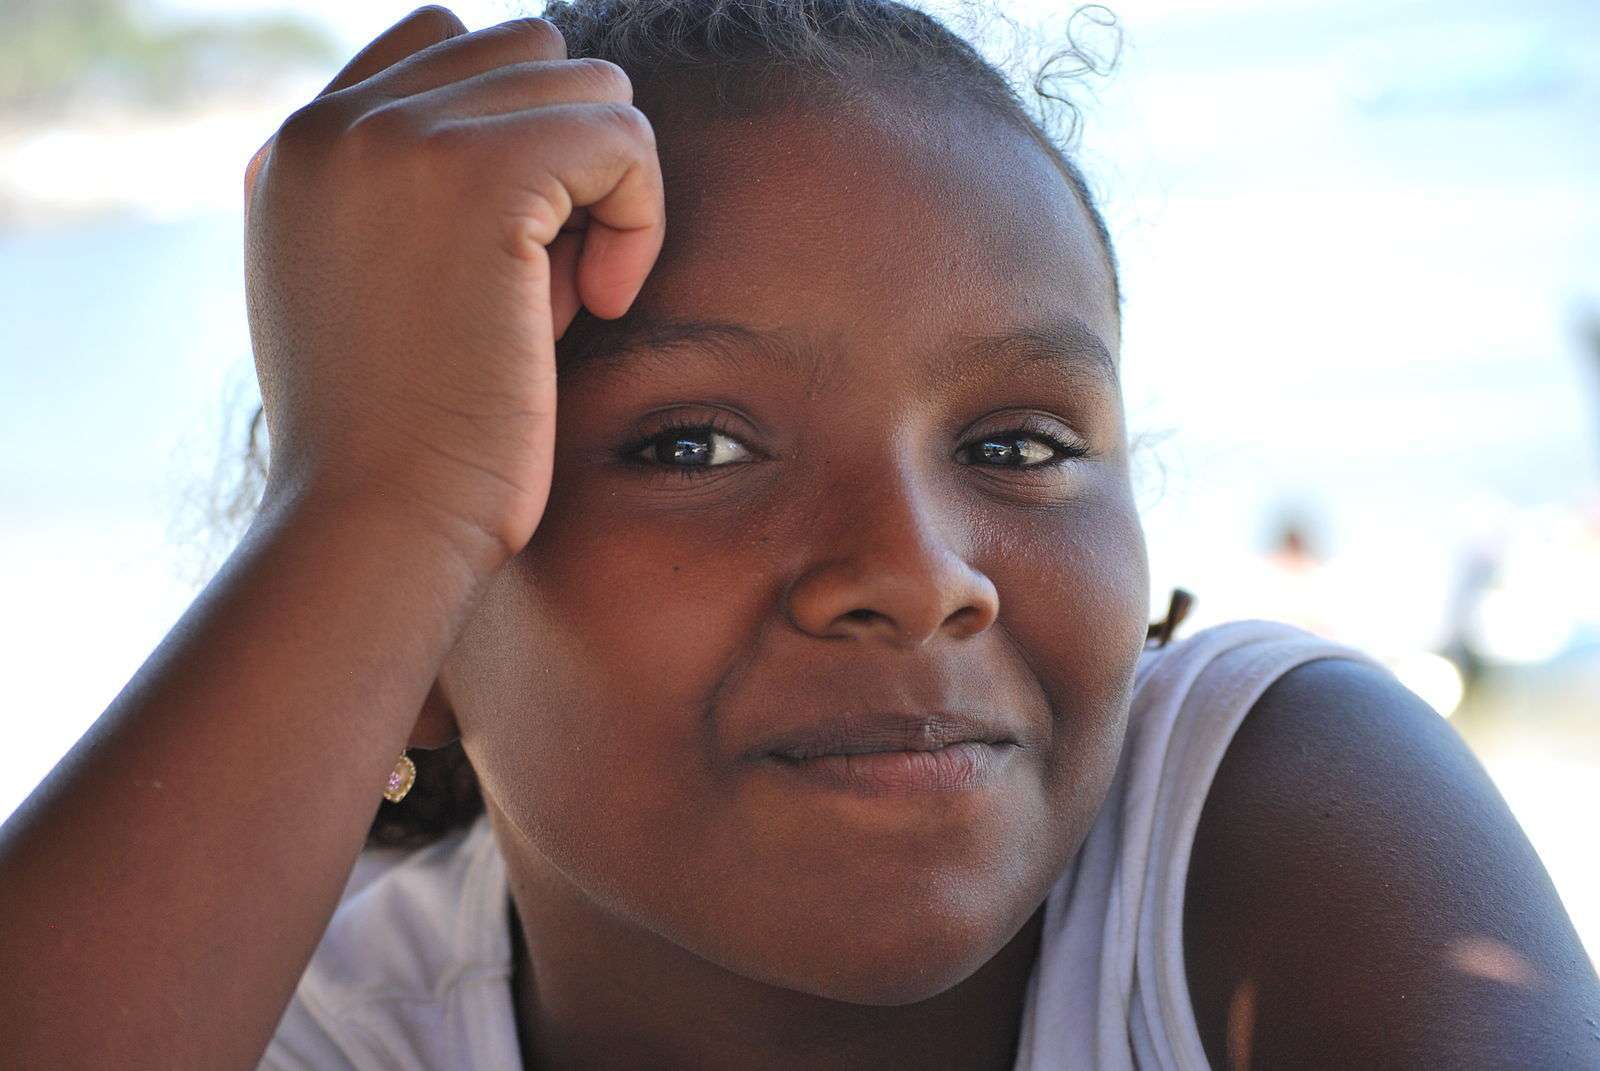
979 439 1020 465
665 433 710 465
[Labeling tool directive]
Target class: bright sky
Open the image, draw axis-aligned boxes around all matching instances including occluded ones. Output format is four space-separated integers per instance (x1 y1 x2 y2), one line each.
150 0 1331 52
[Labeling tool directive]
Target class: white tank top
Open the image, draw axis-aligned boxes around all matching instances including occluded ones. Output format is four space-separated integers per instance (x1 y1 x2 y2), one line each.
259 619 1375 1069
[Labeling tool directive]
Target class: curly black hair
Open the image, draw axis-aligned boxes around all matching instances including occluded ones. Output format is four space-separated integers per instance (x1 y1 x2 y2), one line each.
220 0 1125 850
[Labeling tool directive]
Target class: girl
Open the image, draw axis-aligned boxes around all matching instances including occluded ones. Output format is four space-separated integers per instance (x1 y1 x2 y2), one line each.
3 2 1596 1067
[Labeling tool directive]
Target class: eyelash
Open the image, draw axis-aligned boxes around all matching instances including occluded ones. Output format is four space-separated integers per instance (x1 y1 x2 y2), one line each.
622 412 1089 480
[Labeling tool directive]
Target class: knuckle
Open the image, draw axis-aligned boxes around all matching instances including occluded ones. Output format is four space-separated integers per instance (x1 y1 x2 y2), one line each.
509 16 566 60
346 100 420 153
242 135 273 184
415 120 474 162
603 102 656 147
501 200 564 262
502 168 573 251
269 98 358 171
409 5 458 34
576 57 633 101
417 7 473 49
277 99 339 150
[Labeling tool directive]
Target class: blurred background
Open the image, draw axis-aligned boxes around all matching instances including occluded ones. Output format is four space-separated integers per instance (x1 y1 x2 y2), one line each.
1 0 1595 969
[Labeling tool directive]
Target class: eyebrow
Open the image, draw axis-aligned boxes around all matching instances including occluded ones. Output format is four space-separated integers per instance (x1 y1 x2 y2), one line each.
555 310 1117 388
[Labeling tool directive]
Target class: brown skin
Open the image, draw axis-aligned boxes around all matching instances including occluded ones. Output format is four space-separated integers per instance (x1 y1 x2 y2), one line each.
7 8 1586 1069
408 88 1149 1069
1188 658 1600 1070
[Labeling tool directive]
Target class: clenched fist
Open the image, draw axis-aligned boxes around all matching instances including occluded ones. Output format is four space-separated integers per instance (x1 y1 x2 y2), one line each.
243 5 666 573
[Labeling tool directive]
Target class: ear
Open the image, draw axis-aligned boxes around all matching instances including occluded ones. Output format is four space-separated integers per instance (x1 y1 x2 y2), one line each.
406 679 461 750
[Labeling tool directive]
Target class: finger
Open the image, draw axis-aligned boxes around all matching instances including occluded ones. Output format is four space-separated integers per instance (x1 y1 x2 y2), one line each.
319 5 470 98
577 204 666 320
248 7 468 221
364 58 631 125
352 17 569 102
518 105 668 320
439 103 665 319
566 114 665 319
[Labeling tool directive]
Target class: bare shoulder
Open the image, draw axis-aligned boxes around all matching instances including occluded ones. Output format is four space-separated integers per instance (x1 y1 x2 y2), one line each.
1182 655 1600 1070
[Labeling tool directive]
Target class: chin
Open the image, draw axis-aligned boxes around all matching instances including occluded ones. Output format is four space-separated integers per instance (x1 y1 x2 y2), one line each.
711 893 1033 1006
791 958 994 1007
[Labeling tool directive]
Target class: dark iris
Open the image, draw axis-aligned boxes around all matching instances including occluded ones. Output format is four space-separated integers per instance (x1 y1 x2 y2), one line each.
657 432 712 465
976 437 1033 466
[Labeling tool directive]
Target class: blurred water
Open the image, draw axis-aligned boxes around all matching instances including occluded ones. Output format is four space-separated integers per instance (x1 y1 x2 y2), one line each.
0 212 257 832
0 212 250 518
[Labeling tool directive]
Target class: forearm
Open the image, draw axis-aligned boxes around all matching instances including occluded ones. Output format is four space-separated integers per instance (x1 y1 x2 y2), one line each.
0 486 499 1068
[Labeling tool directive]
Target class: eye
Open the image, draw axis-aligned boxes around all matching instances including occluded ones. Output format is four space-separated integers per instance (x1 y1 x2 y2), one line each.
959 418 1089 470
623 411 755 478
621 411 1090 480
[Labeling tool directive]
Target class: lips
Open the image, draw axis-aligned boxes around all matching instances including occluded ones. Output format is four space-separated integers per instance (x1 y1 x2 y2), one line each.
746 710 1020 762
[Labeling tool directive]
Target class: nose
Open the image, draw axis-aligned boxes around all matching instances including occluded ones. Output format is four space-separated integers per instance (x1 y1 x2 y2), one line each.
782 472 999 647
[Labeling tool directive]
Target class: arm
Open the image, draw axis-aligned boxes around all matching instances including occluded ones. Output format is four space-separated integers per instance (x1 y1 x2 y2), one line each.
1184 657 1600 1069
0 4 664 1064
0 487 501 1068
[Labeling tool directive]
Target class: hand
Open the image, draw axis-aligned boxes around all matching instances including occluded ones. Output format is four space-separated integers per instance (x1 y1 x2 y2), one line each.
242 5 665 573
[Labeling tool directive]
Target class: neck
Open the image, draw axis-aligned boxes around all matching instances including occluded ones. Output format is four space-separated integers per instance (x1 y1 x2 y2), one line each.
502 851 1046 1071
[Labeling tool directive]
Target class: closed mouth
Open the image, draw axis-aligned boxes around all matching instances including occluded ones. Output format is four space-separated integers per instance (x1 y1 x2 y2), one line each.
769 738 1018 761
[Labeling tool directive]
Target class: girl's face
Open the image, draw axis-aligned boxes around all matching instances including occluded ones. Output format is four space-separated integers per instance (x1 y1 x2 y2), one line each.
437 90 1149 1004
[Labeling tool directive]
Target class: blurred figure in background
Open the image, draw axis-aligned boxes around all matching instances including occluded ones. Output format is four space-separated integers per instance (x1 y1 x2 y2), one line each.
1257 506 1338 639
1438 516 1502 700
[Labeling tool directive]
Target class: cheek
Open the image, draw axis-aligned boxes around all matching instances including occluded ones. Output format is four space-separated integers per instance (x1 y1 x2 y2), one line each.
527 505 761 720
986 491 1150 815
446 501 762 890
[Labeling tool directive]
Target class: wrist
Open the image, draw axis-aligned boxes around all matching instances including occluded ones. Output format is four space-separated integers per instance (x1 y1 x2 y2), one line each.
253 474 516 595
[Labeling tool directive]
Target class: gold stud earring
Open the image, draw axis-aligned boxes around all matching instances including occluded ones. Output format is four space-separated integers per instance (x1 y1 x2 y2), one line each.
383 751 417 803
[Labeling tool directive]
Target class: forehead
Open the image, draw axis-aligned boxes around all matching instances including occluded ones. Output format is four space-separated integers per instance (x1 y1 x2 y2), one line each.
568 92 1118 389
